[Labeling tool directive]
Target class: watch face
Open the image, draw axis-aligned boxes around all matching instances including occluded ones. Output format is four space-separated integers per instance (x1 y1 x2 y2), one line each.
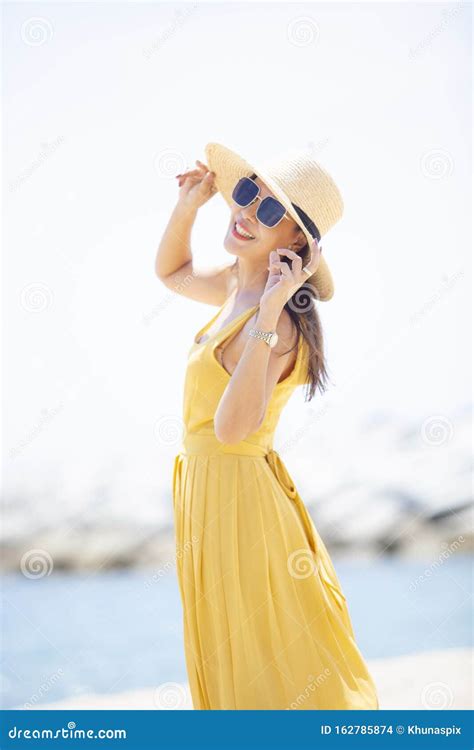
268 332 279 348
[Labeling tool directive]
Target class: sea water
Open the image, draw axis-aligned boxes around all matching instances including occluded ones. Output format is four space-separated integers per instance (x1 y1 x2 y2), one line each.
1 556 472 709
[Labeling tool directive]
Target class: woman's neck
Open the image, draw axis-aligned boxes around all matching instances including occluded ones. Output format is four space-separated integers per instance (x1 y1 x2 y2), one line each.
233 257 268 302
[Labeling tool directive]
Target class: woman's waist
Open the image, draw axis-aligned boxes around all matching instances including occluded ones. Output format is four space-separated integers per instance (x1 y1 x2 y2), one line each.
179 431 271 457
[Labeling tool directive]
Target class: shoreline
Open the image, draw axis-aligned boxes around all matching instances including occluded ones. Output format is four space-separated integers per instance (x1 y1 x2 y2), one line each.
15 648 473 711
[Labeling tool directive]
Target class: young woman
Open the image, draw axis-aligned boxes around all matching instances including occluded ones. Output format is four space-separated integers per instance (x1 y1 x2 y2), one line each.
155 142 379 710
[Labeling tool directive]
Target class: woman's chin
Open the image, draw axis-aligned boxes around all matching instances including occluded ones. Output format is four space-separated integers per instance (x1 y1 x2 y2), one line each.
224 233 258 257
223 236 244 257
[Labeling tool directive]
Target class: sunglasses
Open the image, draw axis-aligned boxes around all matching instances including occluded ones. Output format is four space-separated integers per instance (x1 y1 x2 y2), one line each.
231 176 292 229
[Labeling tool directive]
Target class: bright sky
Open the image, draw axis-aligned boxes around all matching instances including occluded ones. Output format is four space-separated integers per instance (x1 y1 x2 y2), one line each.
2 1 471 507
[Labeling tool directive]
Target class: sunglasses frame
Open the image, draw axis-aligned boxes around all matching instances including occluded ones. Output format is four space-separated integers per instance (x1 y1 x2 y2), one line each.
232 176 293 229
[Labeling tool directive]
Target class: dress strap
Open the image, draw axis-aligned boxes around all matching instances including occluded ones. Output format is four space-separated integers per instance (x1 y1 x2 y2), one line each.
212 304 260 346
194 289 258 346
213 303 308 388
194 298 230 345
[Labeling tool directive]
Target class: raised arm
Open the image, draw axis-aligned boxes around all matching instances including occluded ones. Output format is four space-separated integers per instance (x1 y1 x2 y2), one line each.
155 160 235 306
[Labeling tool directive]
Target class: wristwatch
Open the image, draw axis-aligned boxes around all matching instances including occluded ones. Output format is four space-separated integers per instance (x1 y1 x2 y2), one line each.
249 328 279 348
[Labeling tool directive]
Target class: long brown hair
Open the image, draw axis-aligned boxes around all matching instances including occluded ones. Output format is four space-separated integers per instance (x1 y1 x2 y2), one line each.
231 173 330 401
230 245 329 402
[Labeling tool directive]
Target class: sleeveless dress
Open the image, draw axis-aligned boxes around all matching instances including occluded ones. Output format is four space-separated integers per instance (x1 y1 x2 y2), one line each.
171 297 379 710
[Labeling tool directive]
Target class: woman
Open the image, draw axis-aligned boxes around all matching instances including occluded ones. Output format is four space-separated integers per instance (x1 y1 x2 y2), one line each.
155 142 379 710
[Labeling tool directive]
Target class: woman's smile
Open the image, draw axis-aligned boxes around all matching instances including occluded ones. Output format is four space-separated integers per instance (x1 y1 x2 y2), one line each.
231 220 256 241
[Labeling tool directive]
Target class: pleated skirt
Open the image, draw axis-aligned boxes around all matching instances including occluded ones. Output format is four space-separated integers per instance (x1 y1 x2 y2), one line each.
172 452 379 710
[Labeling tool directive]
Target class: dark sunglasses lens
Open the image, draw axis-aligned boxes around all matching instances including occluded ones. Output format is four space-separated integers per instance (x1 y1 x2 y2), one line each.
258 196 286 227
232 177 259 207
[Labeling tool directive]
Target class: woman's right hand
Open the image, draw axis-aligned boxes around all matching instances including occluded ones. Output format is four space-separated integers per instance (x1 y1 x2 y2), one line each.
175 159 217 211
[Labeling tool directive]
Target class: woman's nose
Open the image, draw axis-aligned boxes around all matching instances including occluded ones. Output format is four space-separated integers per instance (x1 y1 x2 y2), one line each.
240 201 258 222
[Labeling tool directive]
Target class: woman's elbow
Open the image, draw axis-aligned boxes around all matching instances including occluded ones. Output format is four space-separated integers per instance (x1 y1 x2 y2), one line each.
214 419 242 445
215 428 244 445
214 416 263 445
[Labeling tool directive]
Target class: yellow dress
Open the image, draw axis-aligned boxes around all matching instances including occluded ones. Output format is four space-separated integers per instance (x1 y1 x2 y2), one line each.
172 298 379 710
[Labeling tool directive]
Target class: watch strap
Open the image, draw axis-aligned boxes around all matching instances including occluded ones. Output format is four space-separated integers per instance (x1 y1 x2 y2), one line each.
249 328 276 345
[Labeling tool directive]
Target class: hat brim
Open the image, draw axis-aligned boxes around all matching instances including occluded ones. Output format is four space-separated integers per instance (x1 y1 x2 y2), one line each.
204 142 334 302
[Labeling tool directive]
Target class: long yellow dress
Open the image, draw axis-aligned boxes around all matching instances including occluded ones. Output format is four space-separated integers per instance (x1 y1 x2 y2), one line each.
172 297 379 710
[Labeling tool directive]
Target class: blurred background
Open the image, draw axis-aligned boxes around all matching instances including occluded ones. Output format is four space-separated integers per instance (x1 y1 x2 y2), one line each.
2 0 472 710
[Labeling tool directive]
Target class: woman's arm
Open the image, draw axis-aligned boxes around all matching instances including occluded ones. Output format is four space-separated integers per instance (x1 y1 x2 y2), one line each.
214 242 322 444
155 160 234 306
214 306 299 444
154 200 197 280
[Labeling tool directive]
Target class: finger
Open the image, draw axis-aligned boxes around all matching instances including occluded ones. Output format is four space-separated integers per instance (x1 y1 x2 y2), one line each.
276 248 299 259
196 159 210 172
198 171 216 193
268 251 281 273
276 248 302 274
268 259 290 275
180 166 203 177
279 262 294 281
194 161 209 178
311 237 321 256
176 169 200 182
178 173 198 186
178 173 202 189
203 171 216 187
305 239 322 272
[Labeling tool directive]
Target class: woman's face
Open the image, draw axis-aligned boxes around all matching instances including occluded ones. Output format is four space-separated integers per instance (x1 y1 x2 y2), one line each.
223 176 306 263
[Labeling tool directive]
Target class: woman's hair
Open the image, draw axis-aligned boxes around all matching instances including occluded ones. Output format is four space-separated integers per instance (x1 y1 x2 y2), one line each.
230 173 330 402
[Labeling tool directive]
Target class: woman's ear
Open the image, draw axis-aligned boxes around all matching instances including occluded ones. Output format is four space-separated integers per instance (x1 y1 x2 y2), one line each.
290 229 308 252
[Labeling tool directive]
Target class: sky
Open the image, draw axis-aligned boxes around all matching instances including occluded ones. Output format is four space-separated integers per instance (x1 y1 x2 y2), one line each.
2 1 472 507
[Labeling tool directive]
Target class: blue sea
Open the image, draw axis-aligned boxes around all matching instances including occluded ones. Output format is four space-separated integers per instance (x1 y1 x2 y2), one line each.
1 556 472 709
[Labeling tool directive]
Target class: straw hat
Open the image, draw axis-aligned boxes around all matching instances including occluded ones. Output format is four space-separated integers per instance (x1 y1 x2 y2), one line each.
204 142 344 301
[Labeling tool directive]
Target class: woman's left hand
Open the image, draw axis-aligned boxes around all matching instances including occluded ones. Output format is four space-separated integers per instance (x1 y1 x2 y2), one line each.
259 238 322 314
